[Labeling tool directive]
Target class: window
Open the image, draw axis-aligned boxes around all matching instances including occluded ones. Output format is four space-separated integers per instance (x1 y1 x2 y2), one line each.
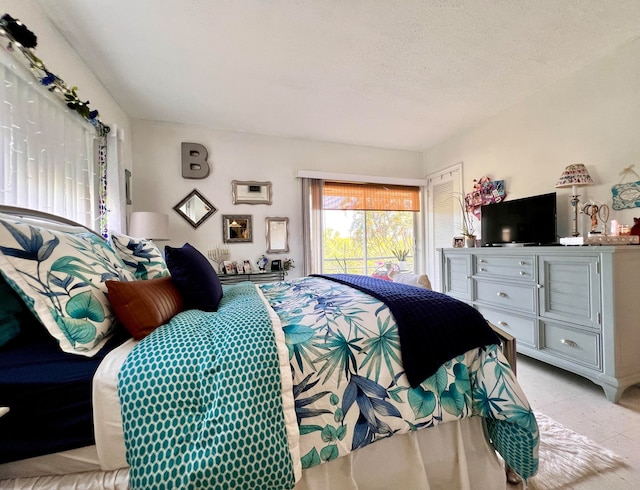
0 48 98 228
321 181 420 276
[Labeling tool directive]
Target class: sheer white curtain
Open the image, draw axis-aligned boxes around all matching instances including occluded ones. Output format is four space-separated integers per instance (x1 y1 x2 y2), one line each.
0 50 98 229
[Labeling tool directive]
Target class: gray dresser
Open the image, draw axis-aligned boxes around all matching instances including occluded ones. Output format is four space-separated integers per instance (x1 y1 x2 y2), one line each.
439 246 640 402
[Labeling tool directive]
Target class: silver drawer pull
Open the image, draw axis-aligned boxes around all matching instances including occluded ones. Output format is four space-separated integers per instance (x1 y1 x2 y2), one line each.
536 283 543 289
498 321 509 327
560 339 578 348
478 259 485 263
519 261 526 266
479 267 486 272
497 292 507 297
519 271 526 276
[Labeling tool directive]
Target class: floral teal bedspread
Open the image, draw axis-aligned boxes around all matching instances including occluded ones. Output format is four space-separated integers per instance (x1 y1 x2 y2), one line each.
118 276 539 489
260 276 539 480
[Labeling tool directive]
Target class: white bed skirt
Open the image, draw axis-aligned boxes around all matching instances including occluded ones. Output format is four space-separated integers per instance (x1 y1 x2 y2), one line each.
0 416 506 490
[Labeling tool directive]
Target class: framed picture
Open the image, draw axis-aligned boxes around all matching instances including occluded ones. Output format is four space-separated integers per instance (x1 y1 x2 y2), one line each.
173 189 217 229
222 215 252 243
266 217 289 253
223 261 237 274
452 237 464 248
232 181 272 205
242 260 253 274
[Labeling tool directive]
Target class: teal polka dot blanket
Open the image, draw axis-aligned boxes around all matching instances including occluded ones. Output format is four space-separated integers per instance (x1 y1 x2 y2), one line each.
118 283 297 490
118 277 539 489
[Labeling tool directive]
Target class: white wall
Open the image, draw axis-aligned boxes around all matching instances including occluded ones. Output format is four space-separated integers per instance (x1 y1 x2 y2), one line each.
131 120 423 277
424 38 640 239
3 1 132 166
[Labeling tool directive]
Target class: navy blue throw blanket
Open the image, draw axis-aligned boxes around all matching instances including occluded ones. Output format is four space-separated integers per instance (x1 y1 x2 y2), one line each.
313 274 499 388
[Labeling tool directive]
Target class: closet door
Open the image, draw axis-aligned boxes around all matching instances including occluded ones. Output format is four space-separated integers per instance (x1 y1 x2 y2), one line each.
426 163 462 292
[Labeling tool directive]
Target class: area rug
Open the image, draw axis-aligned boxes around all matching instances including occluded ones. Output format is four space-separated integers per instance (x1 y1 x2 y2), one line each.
527 412 627 489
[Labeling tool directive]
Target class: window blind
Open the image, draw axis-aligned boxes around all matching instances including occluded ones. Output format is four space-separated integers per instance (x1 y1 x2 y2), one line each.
322 181 420 212
0 52 97 228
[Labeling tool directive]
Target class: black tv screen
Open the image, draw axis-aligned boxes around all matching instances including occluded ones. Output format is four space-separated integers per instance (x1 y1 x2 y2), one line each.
481 192 557 246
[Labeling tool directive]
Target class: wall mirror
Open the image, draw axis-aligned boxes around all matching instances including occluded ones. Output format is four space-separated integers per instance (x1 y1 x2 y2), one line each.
232 180 272 205
266 217 289 253
223 215 253 243
173 189 217 229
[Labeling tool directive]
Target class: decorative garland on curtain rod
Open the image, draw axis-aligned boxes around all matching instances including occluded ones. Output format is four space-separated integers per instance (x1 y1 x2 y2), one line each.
0 13 109 137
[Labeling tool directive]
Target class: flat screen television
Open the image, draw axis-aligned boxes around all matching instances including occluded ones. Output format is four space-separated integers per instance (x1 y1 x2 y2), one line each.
480 192 557 246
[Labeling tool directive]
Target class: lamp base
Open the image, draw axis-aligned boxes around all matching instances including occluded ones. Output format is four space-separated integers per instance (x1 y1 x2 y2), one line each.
570 195 580 237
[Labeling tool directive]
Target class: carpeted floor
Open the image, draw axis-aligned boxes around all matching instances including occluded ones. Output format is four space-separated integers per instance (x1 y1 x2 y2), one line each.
526 412 627 490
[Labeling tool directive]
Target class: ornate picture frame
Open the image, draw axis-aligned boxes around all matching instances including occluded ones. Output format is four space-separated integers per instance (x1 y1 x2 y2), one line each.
232 181 272 205
222 215 252 243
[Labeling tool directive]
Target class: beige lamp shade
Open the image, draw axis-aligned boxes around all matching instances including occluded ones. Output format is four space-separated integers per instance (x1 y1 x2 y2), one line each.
555 163 595 195
129 212 169 240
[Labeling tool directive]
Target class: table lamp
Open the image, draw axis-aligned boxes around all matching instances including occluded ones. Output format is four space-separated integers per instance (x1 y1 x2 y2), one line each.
129 212 169 240
555 164 594 237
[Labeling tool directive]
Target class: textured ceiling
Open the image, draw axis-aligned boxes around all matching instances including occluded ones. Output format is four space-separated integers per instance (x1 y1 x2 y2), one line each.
37 0 640 151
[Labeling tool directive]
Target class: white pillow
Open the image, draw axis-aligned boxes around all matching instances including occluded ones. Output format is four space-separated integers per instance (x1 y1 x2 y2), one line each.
388 271 432 289
110 232 169 280
0 216 135 356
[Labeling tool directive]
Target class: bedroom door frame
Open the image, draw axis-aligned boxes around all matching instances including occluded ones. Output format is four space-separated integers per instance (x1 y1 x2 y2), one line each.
425 162 464 292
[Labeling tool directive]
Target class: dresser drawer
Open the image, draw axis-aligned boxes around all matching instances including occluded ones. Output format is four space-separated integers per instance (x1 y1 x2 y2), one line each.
474 255 535 282
476 306 536 348
475 280 536 313
540 321 601 370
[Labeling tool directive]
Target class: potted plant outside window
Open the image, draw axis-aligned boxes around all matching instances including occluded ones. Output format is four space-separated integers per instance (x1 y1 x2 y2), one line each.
391 248 410 270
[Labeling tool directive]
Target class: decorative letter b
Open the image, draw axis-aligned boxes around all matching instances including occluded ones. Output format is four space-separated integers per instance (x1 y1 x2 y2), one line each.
181 142 210 179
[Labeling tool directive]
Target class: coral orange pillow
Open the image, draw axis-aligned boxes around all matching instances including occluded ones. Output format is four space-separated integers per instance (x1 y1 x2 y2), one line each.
106 276 184 340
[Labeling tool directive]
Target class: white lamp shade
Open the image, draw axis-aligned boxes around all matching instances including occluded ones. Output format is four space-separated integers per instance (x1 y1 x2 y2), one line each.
129 212 169 240
555 163 595 190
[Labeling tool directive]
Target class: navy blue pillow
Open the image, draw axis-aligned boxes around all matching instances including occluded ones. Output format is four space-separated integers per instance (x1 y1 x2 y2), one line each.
164 243 223 312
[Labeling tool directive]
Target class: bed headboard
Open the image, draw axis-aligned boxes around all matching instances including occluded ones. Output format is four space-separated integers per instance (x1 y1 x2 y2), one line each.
0 205 102 238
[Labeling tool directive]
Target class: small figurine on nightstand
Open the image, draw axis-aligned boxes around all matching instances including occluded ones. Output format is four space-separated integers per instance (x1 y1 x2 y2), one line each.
283 258 295 270
257 255 268 272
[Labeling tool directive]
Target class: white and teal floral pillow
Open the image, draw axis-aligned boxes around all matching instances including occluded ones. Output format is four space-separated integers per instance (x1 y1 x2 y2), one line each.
0 217 135 356
110 232 169 280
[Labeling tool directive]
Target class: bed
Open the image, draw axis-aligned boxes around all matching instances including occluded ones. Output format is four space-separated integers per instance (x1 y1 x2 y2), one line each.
0 206 538 489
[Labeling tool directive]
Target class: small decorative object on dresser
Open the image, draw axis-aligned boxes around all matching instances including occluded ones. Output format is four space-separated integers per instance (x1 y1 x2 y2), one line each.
207 245 230 273
223 261 237 274
455 193 476 246
257 254 268 271
271 259 282 271
242 259 253 273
